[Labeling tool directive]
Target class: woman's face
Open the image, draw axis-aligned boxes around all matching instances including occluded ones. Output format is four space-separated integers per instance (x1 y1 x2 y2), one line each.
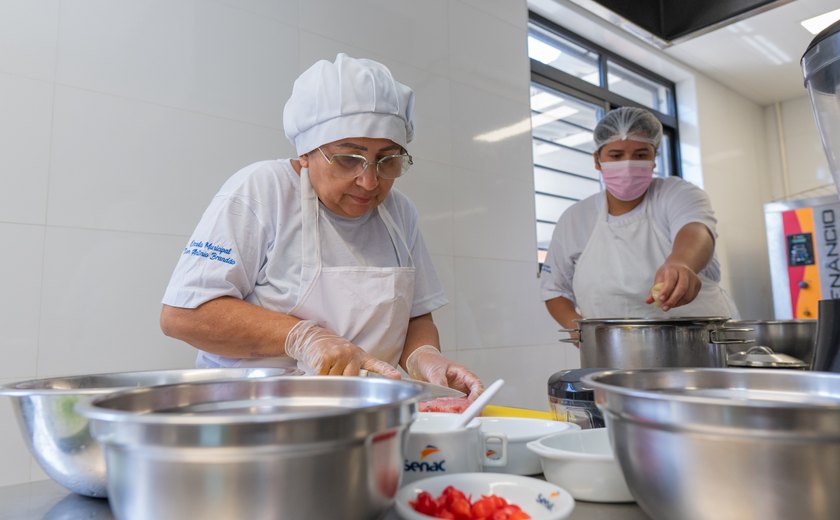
594 139 656 169
300 137 401 218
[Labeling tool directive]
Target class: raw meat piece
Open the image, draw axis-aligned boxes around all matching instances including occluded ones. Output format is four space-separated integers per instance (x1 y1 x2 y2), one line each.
418 396 471 413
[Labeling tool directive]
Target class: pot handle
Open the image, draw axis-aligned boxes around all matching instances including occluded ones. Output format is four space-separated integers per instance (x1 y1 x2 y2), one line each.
710 327 755 345
557 328 581 344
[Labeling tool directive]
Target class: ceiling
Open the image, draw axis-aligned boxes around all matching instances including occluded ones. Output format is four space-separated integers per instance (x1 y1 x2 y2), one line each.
557 0 840 105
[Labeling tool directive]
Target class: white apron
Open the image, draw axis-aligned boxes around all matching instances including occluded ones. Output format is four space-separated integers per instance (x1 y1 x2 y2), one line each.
236 167 416 370
572 193 739 319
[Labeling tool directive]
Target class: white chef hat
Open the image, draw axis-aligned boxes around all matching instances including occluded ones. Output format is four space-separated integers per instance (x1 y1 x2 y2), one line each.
283 53 415 156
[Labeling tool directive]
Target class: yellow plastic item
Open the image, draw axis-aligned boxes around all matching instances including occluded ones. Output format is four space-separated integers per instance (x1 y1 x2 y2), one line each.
480 405 554 420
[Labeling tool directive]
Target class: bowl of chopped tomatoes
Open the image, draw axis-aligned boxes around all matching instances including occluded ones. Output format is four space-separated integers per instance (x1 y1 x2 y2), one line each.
394 472 575 520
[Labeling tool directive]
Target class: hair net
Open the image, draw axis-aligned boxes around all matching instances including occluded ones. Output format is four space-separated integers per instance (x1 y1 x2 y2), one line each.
593 106 662 151
283 53 415 156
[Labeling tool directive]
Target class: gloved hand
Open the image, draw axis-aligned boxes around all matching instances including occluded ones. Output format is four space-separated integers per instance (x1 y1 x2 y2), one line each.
285 320 401 378
405 345 484 401
646 261 702 311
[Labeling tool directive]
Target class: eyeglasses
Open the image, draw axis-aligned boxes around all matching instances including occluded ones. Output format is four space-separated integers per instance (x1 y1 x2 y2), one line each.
317 147 413 180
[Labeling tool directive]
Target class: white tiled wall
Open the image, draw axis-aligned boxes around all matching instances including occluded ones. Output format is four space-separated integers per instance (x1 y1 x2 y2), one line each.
764 95 834 201
1 0 823 489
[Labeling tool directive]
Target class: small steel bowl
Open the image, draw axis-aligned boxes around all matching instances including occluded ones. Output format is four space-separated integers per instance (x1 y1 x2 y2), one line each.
0 367 299 497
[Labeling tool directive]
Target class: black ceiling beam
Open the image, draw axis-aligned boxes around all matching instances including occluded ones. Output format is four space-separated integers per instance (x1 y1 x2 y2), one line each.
590 0 788 42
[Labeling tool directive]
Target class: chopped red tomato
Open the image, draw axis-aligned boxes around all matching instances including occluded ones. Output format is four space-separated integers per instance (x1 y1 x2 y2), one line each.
409 485 530 520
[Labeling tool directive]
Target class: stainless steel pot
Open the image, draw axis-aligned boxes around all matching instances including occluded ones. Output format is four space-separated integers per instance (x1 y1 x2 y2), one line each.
583 368 840 520
561 317 750 369
723 319 817 364
77 376 423 520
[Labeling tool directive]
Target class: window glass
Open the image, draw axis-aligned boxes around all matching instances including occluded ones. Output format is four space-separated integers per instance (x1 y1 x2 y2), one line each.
534 166 601 201
606 60 673 115
535 193 577 226
655 133 672 177
528 27 599 85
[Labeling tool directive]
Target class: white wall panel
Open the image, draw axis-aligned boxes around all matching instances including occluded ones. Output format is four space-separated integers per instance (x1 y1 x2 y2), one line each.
454 257 557 349
0 0 59 81
47 86 287 235
298 0 449 76
0 74 52 225
453 168 536 262
449 1 530 103
57 0 297 128
449 82 533 182
0 224 43 380
37 227 195 376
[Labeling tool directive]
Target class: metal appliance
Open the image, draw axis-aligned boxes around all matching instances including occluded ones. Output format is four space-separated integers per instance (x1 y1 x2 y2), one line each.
764 194 840 319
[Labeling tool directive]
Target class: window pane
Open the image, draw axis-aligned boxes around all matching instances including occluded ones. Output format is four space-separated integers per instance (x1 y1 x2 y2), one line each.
530 84 599 154
606 60 673 115
534 166 601 201
528 27 599 85
535 193 577 224
655 133 672 178
533 141 597 180
536 221 556 251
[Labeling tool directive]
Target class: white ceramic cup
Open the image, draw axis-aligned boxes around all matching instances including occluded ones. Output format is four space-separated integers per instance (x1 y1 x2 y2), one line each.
402 413 507 485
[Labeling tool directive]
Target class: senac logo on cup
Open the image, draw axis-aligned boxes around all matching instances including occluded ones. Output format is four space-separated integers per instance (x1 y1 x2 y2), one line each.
404 444 446 474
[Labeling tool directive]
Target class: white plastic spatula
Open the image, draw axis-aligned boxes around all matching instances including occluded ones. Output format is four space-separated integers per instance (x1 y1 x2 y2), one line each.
449 378 505 429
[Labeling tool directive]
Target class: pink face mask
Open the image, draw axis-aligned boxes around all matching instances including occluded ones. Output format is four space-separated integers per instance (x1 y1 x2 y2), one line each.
599 160 654 201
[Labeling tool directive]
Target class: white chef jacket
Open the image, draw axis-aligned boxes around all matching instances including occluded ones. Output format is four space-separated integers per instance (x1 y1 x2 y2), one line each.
540 177 723 307
162 159 447 367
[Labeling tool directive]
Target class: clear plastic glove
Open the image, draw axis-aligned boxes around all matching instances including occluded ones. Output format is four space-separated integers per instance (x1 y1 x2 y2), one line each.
645 262 702 311
405 345 484 401
285 320 401 378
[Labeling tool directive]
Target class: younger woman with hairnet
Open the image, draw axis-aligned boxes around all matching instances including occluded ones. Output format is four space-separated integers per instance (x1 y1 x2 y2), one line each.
540 106 738 330
159 54 483 400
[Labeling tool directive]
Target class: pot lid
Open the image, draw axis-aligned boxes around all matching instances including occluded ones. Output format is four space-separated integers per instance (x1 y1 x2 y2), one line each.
727 346 808 368
575 316 731 326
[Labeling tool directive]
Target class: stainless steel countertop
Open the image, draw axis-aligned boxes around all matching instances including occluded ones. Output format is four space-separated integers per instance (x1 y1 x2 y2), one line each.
0 478 650 519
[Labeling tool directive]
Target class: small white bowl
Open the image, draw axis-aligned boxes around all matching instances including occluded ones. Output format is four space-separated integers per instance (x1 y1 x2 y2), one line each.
477 417 579 475
395 472 574 520
526 428 634 503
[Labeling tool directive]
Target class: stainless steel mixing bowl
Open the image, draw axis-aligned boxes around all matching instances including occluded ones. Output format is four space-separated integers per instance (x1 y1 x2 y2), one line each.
77 376 423 520
582 368 840 520
0 367 298 497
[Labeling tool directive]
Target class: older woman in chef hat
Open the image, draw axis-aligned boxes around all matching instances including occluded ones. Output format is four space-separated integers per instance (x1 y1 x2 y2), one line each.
160 53 483 400
540 106 739 332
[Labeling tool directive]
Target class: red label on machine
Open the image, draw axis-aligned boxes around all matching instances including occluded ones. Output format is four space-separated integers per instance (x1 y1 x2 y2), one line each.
781 208 821 318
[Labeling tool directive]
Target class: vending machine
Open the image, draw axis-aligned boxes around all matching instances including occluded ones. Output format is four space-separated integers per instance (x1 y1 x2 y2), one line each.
765 194 840 319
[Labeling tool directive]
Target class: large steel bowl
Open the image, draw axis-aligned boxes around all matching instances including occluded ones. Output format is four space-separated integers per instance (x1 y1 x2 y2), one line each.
723 319 817 364
77 376 423 520
582 368 840 520
0 367 298 497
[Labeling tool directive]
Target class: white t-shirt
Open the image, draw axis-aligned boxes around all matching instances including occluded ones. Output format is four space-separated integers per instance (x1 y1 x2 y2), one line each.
163 158 447 317
540 176 721 305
